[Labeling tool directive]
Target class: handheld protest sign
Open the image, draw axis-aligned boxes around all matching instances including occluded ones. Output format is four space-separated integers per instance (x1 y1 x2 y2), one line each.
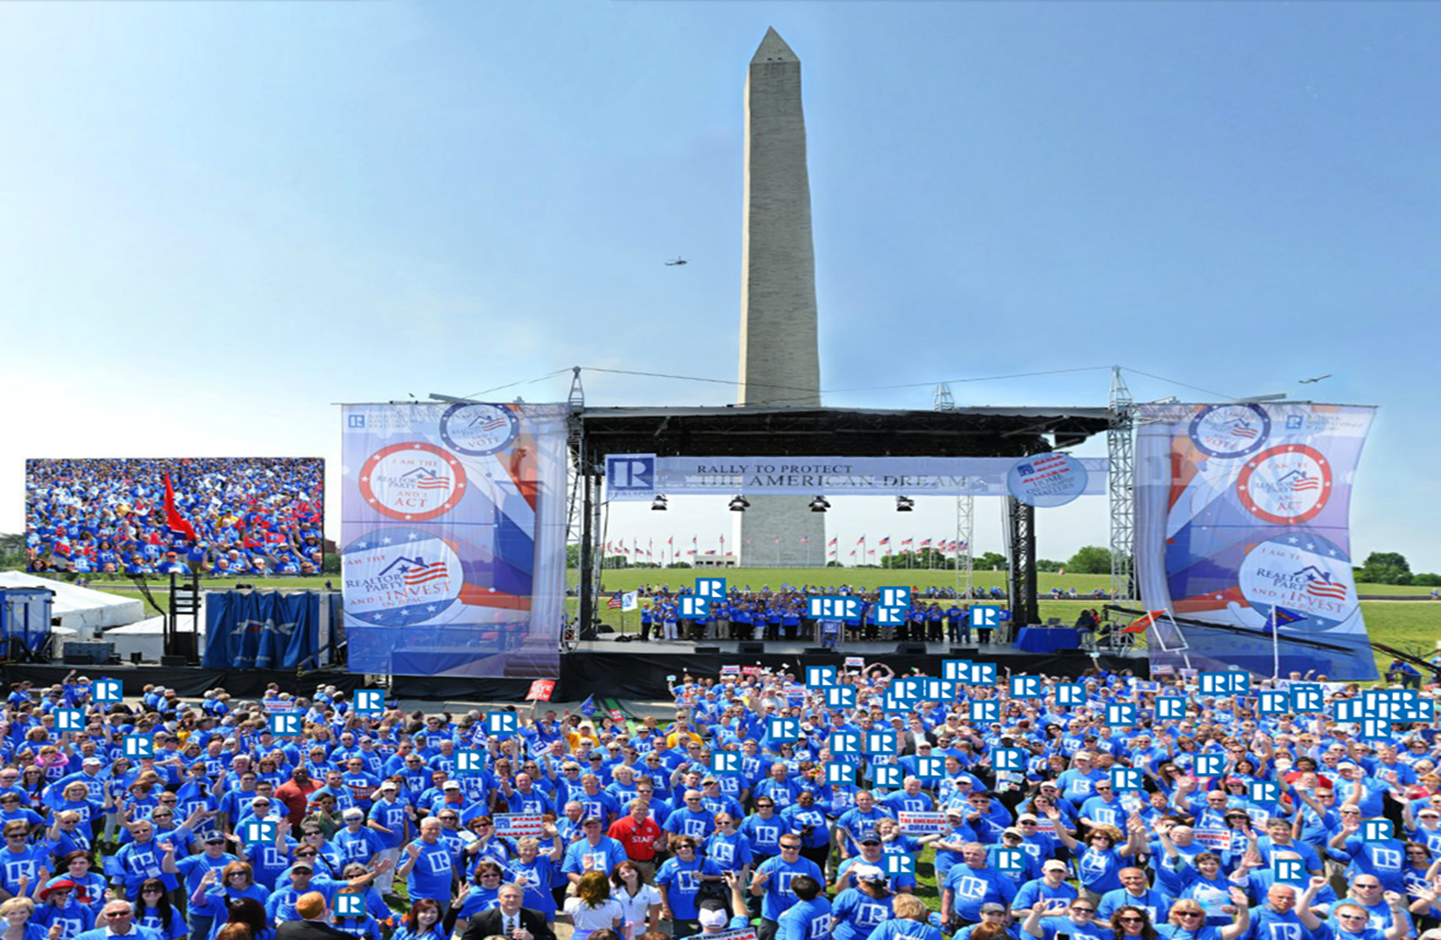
457 750 486 775
94 679 122 704
335 895 363 918
242 819 276 847
270 713 301 737
825 762 853 786
123 735 154 760
872 765 902 789
1010 675 1042 699
885 854 914 877
56 709 86 733
353 690 386 716
1056 683 1086 707
865 730 897 756
806 666 837 689
487 712 518 737
695 578 726 599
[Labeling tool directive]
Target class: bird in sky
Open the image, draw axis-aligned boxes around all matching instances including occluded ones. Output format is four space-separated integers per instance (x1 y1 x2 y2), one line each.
1299 374 1333 384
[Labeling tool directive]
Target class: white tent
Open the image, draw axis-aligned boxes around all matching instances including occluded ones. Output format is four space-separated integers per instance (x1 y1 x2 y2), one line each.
0 572 145 633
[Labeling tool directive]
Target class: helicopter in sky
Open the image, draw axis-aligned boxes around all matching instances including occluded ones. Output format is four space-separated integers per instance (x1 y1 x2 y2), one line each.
665 257 688 266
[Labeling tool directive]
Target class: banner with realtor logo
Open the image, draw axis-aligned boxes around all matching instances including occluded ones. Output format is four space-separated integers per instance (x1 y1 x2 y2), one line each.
341 403 568 678
605 455 1107 500
1134 403 1377 679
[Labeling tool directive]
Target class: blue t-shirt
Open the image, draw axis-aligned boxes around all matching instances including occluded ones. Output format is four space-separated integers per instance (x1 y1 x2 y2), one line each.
405 839 457 904
777 896 832 940
754 854 825 922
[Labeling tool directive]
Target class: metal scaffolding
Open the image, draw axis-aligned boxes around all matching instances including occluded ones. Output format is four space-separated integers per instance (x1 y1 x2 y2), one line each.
1108 367 1136 603
934 383 975 599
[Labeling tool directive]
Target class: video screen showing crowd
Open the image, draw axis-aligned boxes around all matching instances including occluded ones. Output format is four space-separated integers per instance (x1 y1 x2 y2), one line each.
23 458 324 577
1 667 1438 940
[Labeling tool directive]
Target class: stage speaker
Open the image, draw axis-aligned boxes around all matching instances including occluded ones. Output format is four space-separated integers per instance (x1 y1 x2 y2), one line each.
695 647 721 655
130 653 143 664
897 643 927 655
738 642 764 654
161 655 187 667
171 634 198 663
950 647 979 656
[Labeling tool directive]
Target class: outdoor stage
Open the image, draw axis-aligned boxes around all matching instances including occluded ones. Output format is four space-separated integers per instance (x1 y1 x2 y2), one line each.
0 640 1146 703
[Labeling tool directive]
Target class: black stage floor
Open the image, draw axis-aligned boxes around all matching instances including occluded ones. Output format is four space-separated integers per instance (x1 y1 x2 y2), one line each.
0 642 1146 703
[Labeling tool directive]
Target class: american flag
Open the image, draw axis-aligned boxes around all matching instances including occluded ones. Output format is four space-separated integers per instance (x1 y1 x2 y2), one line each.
412 472 450 490
800 537 809 544
920 539 932 548
1229 422 1259 439
1290 474 1321 492
827 538 837 547
901 538 913 547
403 561 447 586
878 537 890 546
1304 575 1347 600
606 593 623 609
472 415 508 432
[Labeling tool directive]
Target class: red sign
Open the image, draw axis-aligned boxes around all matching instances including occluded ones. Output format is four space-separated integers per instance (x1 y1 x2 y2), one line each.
525 679 556 701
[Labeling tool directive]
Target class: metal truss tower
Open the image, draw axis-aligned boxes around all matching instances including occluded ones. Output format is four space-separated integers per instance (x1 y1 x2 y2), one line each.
1108 366 1136 603
934 383 975 599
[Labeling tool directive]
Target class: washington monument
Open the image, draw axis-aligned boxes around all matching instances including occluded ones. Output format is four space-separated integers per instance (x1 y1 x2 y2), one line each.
736 27 826 567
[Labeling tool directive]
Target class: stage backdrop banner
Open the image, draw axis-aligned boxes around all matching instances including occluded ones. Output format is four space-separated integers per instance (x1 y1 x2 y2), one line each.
340 403 568 678
605 455 1108 500
1134 403 1377 680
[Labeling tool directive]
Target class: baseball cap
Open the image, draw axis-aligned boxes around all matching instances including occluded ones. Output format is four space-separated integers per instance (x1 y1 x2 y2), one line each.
850 864 886 883
981 903 1007 914
82 757 103 767
1002 827 1024 838
291 862 313 873
342 809 364 820
1043 860 1068 872
859 836 881 846
378 782 397 792
443 781 461 790
698 908 729 929
1017 813 1039 823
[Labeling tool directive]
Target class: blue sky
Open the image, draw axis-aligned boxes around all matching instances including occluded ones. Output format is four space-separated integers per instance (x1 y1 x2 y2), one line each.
2 1 1437 571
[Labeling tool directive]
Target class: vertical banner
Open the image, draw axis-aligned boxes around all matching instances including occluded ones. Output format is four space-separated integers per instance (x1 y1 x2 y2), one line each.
1135 403 1377 680
341 403 568 678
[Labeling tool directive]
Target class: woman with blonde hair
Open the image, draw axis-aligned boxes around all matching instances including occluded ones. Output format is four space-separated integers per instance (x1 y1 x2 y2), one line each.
563 871 623 940
1158 896 1250 940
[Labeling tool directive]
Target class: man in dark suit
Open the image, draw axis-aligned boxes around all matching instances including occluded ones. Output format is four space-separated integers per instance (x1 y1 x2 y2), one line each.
276 892 355 940
460 884 556 940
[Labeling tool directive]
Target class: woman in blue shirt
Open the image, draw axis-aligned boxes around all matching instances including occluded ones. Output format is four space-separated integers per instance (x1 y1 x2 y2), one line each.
134 879 187 940
1056 753 1107 807
1156 896 1251 940
1051 818 1144 897
390 899 446 940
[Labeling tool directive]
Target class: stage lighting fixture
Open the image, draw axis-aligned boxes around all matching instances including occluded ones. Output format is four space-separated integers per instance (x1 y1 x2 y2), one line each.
896 496 915 512
809 495 831 513
651 495 668 511
729 496 751 512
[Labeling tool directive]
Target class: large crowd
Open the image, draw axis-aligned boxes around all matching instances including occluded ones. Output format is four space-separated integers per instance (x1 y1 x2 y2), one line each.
24 458 324 577
0 665 1437 940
